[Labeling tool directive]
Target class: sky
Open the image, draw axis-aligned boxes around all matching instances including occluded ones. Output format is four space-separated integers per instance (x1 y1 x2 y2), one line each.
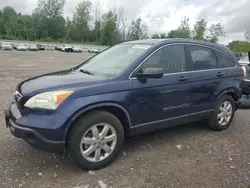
0 0 250 44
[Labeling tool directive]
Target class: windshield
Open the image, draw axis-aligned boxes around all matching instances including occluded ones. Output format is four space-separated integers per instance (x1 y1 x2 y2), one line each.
76 43 151 77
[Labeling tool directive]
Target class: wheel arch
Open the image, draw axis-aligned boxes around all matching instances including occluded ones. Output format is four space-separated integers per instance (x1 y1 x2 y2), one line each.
63 102 133 141
218 88 240 102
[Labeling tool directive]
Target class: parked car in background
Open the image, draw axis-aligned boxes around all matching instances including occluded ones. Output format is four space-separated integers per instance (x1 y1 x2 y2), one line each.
5 39 243 170
37 44 46 51
239 53 249 66
64 46 74 52
13 44 18 50
55 45 64 51
88 47 94 53
240 52 250 98
1 42 13 50
88 47 103 54
233 52 242 61
28 44 38 51
16 44 28 51
92 48 103 54
73 47 82 53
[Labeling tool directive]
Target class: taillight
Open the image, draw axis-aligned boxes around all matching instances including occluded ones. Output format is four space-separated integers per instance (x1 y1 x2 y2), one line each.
242 66 246 80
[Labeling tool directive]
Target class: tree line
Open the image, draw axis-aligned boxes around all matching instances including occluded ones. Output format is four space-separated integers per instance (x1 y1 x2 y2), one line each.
0 0 148 45
229 30 250 53
0 0 249 51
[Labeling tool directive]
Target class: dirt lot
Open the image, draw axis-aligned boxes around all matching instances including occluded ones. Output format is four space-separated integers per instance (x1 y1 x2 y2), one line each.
1 50 250 188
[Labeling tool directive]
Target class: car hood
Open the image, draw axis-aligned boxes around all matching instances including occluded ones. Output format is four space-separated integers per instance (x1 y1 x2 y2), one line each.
18 70 107 96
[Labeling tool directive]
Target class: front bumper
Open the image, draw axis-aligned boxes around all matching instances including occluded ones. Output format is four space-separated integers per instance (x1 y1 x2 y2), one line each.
5 103 65 152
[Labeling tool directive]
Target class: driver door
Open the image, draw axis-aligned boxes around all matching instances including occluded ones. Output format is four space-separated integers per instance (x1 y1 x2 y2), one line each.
130 44 192 134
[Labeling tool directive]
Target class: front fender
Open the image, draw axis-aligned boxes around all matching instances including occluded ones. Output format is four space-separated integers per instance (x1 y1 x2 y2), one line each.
59 91 134 140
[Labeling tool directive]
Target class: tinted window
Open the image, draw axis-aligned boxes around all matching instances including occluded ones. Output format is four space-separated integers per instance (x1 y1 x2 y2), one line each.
141 45 186 74
215 51 236 68
188 45 217 70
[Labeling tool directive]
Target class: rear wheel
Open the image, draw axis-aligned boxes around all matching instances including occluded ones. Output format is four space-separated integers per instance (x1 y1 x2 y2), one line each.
67 110 124 170
208 95 235 131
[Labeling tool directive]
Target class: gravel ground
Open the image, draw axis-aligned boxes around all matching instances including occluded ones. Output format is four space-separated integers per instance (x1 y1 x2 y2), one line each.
1 50 250 188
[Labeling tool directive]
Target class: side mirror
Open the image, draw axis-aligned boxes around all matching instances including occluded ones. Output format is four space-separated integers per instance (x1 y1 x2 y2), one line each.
135 68 163 79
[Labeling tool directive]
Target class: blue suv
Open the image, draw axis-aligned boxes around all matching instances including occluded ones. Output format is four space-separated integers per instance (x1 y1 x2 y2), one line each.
5 39 243 170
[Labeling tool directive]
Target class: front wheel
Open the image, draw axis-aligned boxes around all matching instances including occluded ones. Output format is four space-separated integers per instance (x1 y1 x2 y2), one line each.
208 95 235 131
67 110 124 170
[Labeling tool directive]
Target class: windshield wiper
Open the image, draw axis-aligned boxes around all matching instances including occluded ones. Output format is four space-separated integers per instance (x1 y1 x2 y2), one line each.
79 69 94 75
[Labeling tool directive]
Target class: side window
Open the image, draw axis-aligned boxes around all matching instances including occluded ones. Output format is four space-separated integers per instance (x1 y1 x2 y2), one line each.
215 51 236 68
141 45 186 74
187 45 217 71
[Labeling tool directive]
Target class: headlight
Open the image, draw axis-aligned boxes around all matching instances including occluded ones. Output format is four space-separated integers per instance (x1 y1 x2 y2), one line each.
24 90 73 110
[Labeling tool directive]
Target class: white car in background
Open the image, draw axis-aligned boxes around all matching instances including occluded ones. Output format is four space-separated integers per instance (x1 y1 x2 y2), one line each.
92 48 103 54
239 54 249 66
28 44 38 51
16 44 28 51
73 47 82 53
88 47 94 53
1 42 13 50
88 47 103 53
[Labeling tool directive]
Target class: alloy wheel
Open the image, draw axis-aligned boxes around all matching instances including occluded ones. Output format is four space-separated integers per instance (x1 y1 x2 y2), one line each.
80 123 117 162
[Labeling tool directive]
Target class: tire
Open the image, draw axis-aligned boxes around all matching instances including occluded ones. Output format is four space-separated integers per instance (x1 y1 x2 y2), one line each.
208 95 235 131
67 110 124 170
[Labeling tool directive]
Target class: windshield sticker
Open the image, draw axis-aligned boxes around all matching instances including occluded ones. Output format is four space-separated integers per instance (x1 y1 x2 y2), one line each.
132 45 151 50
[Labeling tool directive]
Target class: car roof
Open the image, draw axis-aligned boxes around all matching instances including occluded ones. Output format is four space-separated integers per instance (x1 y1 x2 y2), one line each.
124 39 166 45
124 38 234 58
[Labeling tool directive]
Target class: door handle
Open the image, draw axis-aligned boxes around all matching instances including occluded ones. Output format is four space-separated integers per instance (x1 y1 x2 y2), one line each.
216 72 224 77
177 76 189 81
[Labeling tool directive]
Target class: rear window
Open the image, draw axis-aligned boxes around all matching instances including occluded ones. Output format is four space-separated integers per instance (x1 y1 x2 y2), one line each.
215 51 236 68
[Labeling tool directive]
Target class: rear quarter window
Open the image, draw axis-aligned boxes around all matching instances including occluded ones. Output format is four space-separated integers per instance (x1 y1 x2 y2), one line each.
215 51 236 68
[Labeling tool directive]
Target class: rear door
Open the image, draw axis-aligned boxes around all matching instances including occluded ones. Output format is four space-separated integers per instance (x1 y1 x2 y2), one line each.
186 45 227 121
131 44 192 134
215 50 243 95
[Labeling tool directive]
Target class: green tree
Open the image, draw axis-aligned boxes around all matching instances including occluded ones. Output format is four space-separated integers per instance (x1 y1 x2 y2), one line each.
100 11 117 45
228 40 250 52
2 6 17 22
206 23 225 43
160 33 167 38
193 19 207 40
72 0 92 42
152 33 160 39
167 29 188 38
0 10 4 35
167 17 191 39
93 20 101 42
127 18 148 40
33 0 66 40
65 17 72 40
0 6 17 37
